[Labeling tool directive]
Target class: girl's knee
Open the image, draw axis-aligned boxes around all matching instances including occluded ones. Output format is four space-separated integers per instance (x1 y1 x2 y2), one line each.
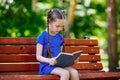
62 70 70 76
70 69 79 76
70 69 79 80
58 69 70 80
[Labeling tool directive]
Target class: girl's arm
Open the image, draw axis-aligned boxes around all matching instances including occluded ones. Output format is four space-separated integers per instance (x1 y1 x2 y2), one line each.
54 46 63 58
61 46 63 52
36 44 57 65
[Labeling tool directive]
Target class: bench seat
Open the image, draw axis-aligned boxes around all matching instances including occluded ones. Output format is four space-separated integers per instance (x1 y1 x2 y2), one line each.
0 72 120 80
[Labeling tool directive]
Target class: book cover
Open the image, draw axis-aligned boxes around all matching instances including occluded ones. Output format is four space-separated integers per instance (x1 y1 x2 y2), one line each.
55 50 82 68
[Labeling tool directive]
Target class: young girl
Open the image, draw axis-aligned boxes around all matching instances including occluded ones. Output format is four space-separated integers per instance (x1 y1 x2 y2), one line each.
36 9 79 80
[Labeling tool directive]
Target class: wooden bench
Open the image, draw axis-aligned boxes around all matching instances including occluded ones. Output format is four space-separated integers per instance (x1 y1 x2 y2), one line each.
0 37 120 80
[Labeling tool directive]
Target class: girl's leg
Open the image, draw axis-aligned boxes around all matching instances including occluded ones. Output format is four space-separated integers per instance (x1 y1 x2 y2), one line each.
51 67 70 80
65 67 79 80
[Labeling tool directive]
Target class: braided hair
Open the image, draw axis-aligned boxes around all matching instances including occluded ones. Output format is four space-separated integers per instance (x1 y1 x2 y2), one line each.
46 9 66 58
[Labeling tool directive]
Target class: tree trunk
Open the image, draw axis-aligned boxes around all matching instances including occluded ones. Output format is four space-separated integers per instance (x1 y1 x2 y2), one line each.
32 0 38 12
106 0 118 72
64 0 77 38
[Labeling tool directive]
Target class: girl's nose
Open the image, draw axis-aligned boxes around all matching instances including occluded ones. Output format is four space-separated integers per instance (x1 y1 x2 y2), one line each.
56 29 59 32
56 27 59 31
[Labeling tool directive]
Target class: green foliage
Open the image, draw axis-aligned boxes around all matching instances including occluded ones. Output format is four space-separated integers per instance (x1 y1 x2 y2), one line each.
71 1 107 41
117 0 120 55
0 0 45 37
0 0 107 38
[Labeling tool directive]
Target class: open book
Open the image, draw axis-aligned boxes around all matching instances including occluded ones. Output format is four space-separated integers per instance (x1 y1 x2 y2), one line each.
54 50 82 68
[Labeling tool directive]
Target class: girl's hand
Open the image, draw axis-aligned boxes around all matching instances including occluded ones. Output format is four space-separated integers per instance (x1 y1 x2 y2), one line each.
48 58 57 66
74 57 79 63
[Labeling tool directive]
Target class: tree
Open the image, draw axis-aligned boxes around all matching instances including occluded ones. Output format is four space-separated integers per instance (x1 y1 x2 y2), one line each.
64 0 77 38
106 0 118 72
32 0 38 12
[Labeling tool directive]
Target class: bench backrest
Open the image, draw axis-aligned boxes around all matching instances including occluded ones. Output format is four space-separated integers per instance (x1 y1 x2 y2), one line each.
0 37 103 72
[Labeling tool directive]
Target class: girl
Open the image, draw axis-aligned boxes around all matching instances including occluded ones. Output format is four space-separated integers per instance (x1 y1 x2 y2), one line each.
36 9 79 80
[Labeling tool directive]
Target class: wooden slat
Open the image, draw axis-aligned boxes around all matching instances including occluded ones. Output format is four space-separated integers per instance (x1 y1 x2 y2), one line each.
0 55 100 62
79 55 100 61
0 72 120 80
0 37 98 46
0 70 104 75
0 75 60 80
79 72 120 80
0 46 99 54
65 46 100 54
0 55 36 62
0 64 39 72
64 38 98 46
0 71 38 75
0 63 102 72
0 46 36 54
72 63 103 70
0 37 36 45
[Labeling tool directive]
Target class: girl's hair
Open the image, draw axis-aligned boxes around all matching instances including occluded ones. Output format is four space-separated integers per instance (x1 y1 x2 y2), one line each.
46 9 66 58
47 9 66 23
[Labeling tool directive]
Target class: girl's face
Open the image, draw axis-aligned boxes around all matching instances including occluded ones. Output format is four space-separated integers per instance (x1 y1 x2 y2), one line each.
49 19 65 35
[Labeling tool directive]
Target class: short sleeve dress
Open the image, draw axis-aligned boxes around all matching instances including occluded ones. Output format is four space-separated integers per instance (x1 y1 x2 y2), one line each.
36 30 64 74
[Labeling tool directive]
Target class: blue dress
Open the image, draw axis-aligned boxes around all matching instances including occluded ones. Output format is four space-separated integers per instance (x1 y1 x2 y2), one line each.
36 30 64 74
